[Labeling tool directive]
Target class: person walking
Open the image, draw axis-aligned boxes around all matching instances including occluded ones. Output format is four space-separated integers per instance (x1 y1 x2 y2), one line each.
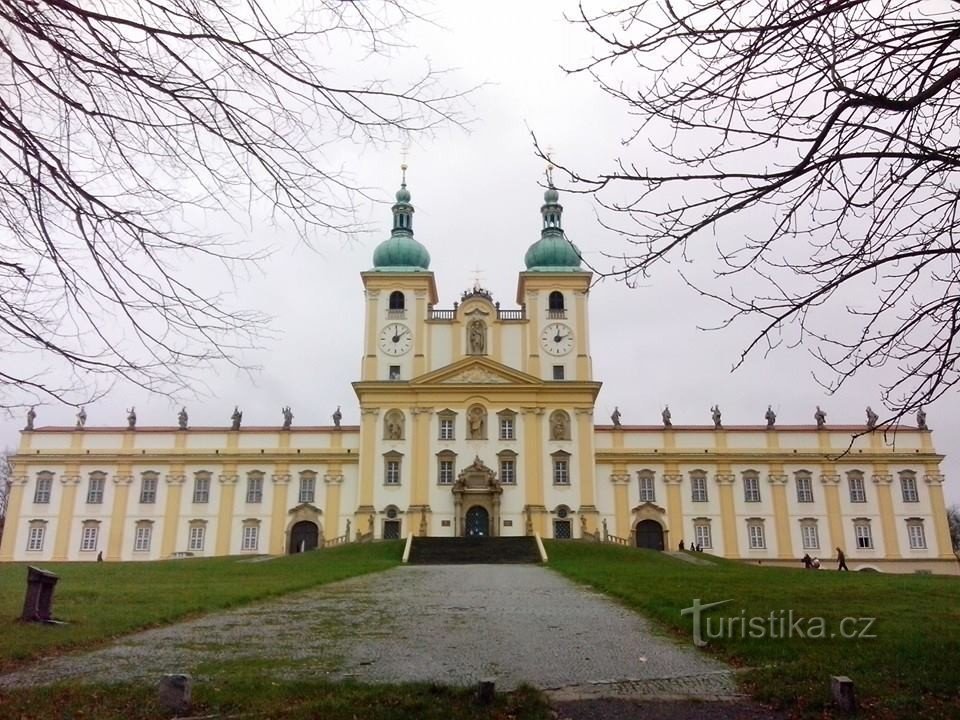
836 547 849 571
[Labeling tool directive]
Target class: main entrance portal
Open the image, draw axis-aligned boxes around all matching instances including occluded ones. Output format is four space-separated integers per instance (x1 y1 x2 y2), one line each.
635 519 665 551
289 521 319 553
465 506 490 537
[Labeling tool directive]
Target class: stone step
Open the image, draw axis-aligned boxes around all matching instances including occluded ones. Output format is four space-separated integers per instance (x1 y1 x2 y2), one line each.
408 536 542 565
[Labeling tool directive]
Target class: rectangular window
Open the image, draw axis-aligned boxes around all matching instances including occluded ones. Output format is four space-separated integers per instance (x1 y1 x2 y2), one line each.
80 525 98 552
139 474 157 504
389 365 401 381
901 475 919 503
193 475 210 504
385 460 401 485
553 459 569 485
694 523 712 549
87 475 105 504
801 524 819 550
638 474 655 502
552 365 565 380
796 476 814 503
499 417 515 440
242 525 259 551
439 418 455 441
907 522 926 549
691 475 708 502
748 523 766 549
27 526 45 552
246 474 263 503
34 475 52 504
849 475 867 503
134 525 152 552
500 459 516 484
189 525 206 552
854 523 873 549
438 459 455 485
299 475 316 504
743 474 761 503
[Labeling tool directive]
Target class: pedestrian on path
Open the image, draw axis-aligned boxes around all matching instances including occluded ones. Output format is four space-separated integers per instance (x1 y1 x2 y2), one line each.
836 547 849 571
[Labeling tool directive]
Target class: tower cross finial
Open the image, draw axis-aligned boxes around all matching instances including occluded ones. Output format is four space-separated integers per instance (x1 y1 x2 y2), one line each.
545 145 555 187
401 142 410 186
471 265 485 291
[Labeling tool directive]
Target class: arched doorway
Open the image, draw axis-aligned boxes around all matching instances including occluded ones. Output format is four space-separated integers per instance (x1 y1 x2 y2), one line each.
635 519 665 551
465 506 490 537
289 521 319 553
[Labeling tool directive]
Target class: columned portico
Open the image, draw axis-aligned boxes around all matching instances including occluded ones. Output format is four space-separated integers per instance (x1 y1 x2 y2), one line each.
452 457 502 537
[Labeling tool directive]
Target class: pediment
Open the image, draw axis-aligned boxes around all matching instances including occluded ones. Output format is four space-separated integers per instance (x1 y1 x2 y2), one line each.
631 501 666 516
288 502 323 516
411 357 543 386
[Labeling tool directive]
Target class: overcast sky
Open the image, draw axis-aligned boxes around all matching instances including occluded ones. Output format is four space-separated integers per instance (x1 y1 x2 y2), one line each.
3 1 957 504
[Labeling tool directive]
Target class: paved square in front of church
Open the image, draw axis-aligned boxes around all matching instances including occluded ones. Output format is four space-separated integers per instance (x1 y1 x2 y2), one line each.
0 564 739 701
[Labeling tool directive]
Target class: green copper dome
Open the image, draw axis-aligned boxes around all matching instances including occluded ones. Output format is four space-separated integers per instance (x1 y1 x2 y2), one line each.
372 173 430 271
524 185 582 271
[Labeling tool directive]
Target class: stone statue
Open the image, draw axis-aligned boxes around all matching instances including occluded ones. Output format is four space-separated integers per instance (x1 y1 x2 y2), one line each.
367 514 374 534
550 411 569 441
126 407 137 430
76 406 87 430
611 406 622 427
917 407 928 430
468 406 485 439
865 406 878 430
711 404 722 429
814 405 826 429
386 417 402 440
662 405 672 428
602 517 609 540
580 514 587 534
345 518 351 538
231 406 242 431
765 405 776 429
468 319 486 355
332 406 342 429
24 406 35 431
281 406 293 430
178 407 189 430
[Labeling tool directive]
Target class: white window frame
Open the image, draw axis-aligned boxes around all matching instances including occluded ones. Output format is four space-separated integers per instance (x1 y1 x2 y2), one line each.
900 473 919 503
189 525 206 552
848 473 867 503
500 458 516 484
747 522 766 549
743 473 761 503
638 472 656 503
246 473 264 503
385 460 401 485
193 474 210 504
796 474 814 503
854 522 873 549
299 474 316 504
139 473 158 504
87 473 105 504
690 473 708 503
27 525 45 552
134 524 152 552
800 523 819 550
907 521 926 549
438 459 455 485
553 458 570 485
241 525 259 552
34 474 53 504
499 417 515 441
439 418 455 441
80 525 99 552
694 523 712 549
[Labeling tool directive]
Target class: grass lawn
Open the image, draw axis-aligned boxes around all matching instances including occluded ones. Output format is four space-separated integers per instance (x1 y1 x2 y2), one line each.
0 541 401 672
0 679 551 720
546 541 960 719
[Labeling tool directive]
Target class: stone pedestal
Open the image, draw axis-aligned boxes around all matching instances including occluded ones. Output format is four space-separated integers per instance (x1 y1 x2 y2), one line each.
158 674 192 715
830 675 857 713
21 566 58 622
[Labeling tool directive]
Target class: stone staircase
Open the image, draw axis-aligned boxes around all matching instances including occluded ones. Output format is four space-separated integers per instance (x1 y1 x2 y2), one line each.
407 536 542 565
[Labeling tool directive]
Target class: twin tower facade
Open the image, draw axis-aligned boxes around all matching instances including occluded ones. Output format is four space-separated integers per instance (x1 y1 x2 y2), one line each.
1 179 955 574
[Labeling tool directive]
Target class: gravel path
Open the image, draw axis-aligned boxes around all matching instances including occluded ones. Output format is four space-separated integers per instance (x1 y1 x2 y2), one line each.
0 565 740 699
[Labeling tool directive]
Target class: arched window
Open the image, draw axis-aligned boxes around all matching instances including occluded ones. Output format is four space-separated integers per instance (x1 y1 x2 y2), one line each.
388 291 405 311
548 291 565 311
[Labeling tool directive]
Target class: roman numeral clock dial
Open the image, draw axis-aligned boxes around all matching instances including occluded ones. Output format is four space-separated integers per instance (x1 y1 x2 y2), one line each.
378 323 412 356
540 323 574 356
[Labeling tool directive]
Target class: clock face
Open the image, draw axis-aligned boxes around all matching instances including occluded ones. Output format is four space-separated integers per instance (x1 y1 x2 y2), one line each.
378 323 412 356
540 323 574 356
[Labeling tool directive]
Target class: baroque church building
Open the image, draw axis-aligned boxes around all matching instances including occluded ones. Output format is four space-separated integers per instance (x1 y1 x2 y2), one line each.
1 178 956 574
